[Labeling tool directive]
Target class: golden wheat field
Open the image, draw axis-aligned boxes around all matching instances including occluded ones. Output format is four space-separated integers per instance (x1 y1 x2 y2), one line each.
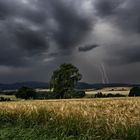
1 98 140 126
0 98 140 139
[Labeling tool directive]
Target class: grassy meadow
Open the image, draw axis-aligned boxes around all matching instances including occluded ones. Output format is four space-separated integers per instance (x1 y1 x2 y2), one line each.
85 87 130 96
0 97 140 140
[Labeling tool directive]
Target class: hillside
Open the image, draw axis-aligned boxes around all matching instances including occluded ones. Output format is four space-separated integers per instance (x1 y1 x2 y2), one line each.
0 81 140 90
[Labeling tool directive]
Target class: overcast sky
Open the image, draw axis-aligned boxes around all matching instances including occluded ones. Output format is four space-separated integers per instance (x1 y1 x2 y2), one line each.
0 0 140 84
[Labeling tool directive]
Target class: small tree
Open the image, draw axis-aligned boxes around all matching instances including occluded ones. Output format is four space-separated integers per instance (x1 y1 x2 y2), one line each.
16 86 37 100
129 87 140 97
50 63 82 99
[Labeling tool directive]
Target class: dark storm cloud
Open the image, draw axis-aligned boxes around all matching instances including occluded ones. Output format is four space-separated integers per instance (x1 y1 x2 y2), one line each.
14 27 48 54
0 23 28 66
94 0 140 33
94 0 140 66
0 47 27 66
78 44 99 52
0 0 49 66
0 0 140 83
116 46 140 64
0 0 94 67
0 0 13 19
47 0 94 51
94 0 121 17
48 53 59 58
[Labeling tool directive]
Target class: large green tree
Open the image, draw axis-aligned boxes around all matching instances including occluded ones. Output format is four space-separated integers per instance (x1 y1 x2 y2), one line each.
50 64 82 99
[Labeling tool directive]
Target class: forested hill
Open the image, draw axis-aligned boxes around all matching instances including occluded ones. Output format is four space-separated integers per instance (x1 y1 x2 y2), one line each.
0 81 140 90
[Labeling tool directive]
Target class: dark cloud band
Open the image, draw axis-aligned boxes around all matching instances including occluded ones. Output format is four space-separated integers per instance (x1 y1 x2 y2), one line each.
78 44 99 52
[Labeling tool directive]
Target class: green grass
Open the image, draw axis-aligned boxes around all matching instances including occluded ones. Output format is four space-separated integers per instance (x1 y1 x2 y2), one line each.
1 122 140 140
0 98 140 139
0 95 17 100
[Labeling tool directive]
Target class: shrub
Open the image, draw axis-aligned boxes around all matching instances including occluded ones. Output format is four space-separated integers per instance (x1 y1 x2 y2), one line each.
36 90 85 99
129 87 140 97
95 92 103 98
15 86 37 100
0 97 11 102
64 90 85 99
95 92 126 98
36 91 58 99
107 93 114 97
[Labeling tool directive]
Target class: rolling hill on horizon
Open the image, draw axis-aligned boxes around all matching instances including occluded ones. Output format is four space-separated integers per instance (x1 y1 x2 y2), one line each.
0 81 140 91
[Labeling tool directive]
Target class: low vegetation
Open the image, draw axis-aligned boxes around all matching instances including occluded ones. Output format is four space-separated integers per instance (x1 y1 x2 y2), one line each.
95 92 126 98
15 86 37 99
85 87 130 96
0 97 11 102
129 87 140 96
0 98 140 139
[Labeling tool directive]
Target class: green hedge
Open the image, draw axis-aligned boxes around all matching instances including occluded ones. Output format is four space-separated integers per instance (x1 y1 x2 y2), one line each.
64 90 85 99
36 90 85 99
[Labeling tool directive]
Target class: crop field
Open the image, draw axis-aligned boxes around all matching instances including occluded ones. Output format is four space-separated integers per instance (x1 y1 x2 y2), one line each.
86 87 131 96
0 97 140 140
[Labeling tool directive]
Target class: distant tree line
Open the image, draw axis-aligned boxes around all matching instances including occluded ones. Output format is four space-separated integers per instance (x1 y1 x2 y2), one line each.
94 87 140 98
94 92 126 98
1 63 140 100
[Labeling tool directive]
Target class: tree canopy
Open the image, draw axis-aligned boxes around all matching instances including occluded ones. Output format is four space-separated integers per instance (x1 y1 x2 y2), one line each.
15 86 37 100
50 63 82 98
129 87 140 97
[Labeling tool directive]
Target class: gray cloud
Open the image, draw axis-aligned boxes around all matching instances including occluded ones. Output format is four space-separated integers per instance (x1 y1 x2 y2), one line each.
14 27 48 54
94 0 140 33
94 0 121 17
0 0 94 67
48 0 94 51
112 45 140 64
78 44 99 52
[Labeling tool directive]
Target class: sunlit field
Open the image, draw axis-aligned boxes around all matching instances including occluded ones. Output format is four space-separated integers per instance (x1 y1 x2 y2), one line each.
0 98 140 140
86 87 130 96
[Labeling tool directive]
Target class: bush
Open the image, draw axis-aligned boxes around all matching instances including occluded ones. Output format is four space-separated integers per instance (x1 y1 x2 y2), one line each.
36 91 57 99
15 89 85 100
64 90 85 99
0 91 16 95
95 92 126 98
15 86 37 100
95 92 103 98
36 90 85 99
129 87 140 97
0 97 11 102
